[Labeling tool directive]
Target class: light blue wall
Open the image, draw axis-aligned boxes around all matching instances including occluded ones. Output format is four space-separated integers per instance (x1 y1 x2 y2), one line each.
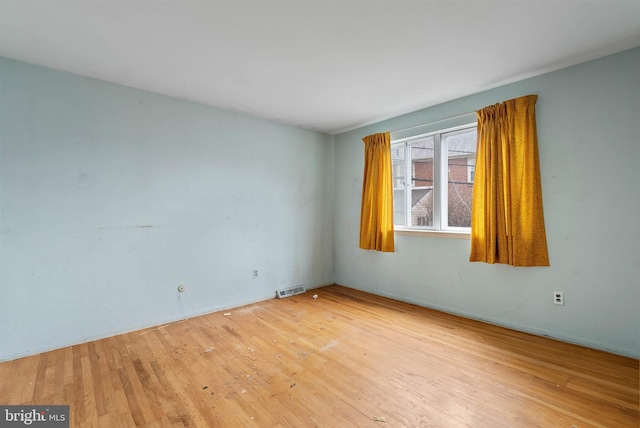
2 48 639 361
334 48 640 358
0 58 335 361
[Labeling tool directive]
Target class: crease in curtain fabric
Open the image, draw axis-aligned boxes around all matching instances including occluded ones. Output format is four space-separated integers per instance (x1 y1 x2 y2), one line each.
469 95 549 266
360 132 395 252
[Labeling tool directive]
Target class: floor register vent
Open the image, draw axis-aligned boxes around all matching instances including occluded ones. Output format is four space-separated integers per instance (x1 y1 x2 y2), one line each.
276 285 306 298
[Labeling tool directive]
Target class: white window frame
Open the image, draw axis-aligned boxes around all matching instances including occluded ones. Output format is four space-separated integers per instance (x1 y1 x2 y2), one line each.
392 122 476 238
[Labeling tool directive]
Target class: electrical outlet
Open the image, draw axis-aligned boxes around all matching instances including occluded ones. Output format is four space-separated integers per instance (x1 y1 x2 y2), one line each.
553 291 564 305
253 270 259 278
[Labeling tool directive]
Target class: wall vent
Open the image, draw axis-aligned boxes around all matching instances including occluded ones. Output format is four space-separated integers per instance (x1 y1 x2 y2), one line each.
276 285 306 299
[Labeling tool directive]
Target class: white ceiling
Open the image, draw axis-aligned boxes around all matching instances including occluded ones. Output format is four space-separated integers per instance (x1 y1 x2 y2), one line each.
1 1 640 135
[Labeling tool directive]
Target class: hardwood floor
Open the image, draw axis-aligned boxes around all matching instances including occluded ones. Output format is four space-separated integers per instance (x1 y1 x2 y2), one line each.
1 285 637 427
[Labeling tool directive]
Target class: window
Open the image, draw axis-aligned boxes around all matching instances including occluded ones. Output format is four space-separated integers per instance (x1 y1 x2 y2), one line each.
392 124 477 231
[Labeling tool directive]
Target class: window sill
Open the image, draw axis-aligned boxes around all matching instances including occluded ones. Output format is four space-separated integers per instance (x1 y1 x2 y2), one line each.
394 229 470 240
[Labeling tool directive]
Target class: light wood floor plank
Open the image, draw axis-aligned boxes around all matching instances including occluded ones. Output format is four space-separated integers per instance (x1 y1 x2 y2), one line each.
1 285 637 427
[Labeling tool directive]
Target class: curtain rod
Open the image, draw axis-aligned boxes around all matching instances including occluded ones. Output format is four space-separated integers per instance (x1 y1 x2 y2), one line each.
390 110 477 134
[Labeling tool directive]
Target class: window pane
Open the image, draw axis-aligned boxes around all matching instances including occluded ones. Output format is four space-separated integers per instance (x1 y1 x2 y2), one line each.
444 128 476 228
391 144 405 226
393 190 405 226
410 137 434 227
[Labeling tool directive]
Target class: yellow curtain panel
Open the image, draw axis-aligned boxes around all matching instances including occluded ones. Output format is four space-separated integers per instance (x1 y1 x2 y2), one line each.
469 95 549 266
360 132 395 252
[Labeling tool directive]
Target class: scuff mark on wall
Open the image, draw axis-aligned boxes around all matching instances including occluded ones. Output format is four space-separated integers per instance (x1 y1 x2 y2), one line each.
89 225 157 230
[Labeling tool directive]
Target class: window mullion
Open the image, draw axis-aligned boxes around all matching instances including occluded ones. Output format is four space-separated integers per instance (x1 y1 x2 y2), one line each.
404 141 411 227
440 133 449 230
432 134 441 230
